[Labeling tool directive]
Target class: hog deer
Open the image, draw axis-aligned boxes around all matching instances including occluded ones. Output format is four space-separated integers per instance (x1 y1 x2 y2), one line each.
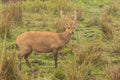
16 10 77 70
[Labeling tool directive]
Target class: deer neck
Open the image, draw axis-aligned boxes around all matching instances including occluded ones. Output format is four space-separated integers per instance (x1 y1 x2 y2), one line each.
59 30 72 44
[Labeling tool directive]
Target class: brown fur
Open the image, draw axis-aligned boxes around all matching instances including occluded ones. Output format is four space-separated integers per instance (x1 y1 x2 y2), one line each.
17 10 77 69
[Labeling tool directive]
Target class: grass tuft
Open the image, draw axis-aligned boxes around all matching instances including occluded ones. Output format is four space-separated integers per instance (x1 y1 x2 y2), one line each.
0 54 23 80
105 64 120 80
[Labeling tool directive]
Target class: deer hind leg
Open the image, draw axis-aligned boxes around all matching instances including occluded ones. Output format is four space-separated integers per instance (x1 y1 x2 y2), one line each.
53 49 58 68
18 50 32 70
24 51 32 68
18 53 24 70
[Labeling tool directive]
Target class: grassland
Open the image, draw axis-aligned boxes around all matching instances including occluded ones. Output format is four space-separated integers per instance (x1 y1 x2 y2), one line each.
0 0 120 80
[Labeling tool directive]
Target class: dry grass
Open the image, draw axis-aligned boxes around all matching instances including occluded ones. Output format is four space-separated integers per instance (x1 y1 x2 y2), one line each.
77 41 104 66
0 1 23 80
0 54 23 80
0 1 22 38
105 64 120 80
100 12 114 39
110 0 119 13
87 16 100 27
112 40 120 53
100 2 119 40
2 1 22 24
100 0 120 40
65 42 104 80
112 32 120 53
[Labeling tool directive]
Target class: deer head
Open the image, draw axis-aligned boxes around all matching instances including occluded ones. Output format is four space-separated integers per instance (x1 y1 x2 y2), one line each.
60 10 77 35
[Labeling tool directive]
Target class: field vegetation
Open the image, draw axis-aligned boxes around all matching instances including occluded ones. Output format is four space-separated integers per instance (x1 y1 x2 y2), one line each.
0 0 120 80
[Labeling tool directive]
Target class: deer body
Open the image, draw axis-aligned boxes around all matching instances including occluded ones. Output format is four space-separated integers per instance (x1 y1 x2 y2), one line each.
17 10 77 69
17 31 71 53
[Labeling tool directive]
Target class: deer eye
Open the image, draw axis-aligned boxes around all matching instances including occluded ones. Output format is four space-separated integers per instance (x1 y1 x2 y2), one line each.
68 27 70 29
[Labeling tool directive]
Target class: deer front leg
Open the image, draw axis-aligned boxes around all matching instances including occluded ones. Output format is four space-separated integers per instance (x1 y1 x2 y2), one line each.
24 51 32 68
53 49 58 68
24 56 32 68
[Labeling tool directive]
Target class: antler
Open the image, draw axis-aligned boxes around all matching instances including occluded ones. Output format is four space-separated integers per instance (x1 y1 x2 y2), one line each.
73 10 77 21
60 10 68 21
60 10 64 19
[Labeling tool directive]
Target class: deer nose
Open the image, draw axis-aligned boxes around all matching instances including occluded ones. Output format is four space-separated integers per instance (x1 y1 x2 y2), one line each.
71 32 74 34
